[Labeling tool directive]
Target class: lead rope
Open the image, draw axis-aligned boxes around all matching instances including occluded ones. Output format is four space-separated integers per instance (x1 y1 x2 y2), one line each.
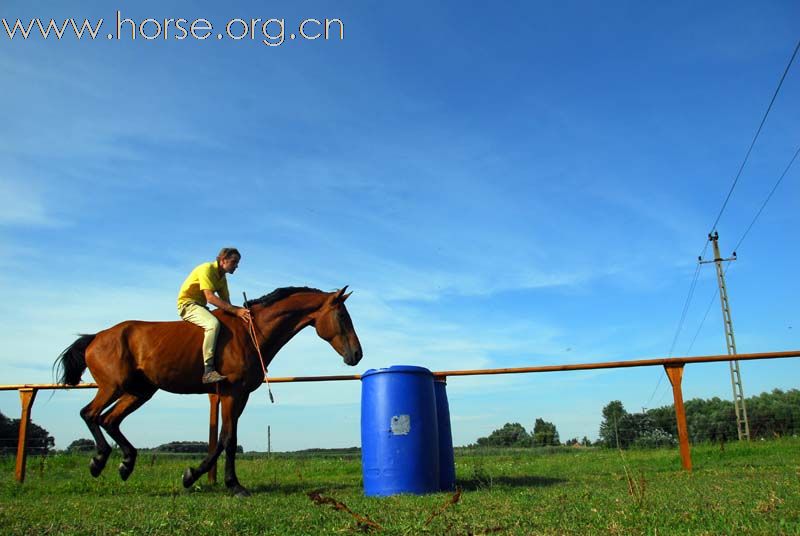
243 292 275 404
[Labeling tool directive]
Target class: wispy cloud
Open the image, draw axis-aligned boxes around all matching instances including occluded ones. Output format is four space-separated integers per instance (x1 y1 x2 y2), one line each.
0 177 59 227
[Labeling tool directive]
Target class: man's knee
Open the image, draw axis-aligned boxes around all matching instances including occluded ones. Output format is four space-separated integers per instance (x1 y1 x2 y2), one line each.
205 317 221 334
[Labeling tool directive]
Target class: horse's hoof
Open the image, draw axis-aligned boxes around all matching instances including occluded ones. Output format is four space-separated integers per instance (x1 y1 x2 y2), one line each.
119 462 134 481
182 467 196 488
89 458 105 478
232 486 251 498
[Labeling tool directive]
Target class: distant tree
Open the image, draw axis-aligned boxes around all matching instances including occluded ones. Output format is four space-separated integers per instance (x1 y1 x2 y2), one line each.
565 437 579 446
156 441 243 453
67 439 96 452
476 423 531 447
0 412 13 453
0 411 55 455
746 389 800 439
615 413 656 448
157 441 208 453
645 405 676 437
597 389 800 448
682 397 736 443
29 422 55 454
581 436 592 447
598 401 627 447
633 428 676 448
600 410 674 449
531 418 560 446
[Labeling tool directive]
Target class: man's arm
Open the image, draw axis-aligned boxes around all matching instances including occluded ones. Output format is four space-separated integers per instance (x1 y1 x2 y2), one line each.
203 290 251 320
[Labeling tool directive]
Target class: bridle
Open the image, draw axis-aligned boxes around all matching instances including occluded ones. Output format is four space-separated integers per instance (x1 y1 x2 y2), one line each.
243 292 274 404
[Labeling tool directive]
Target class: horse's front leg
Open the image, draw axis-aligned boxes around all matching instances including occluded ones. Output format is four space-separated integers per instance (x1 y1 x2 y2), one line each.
222 420 247 496
224 392 250 497
182 394 235 489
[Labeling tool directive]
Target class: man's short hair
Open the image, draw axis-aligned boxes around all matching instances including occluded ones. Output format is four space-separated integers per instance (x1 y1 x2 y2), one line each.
217 247 241 262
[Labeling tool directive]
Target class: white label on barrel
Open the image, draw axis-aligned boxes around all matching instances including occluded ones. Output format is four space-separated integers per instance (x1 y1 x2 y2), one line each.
390 415 410 435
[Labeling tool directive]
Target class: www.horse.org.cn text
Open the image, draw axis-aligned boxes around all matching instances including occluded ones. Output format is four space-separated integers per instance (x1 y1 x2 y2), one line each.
2 11 345 47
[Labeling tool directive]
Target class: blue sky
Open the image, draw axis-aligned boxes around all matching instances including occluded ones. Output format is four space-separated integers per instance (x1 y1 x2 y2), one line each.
1 1 798 452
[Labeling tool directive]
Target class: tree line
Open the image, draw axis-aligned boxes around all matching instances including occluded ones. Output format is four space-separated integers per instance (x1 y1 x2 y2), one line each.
598 388 800 448
0 412 242 455
60 439 243 454
472 418 577 448
0 411 54 455
3 388 797 454
473 388 799 449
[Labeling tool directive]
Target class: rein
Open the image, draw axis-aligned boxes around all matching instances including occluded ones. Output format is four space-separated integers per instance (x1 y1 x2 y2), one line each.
243 292 275 404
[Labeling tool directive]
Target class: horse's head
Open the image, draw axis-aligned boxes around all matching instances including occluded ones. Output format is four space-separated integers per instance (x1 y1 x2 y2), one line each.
313 286 363 366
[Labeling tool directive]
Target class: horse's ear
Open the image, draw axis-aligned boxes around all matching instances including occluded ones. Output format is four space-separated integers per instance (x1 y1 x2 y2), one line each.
342 291 353 302
333 286 349 302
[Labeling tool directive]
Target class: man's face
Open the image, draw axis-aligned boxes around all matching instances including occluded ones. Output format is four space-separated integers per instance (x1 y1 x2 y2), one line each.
220 255 240 274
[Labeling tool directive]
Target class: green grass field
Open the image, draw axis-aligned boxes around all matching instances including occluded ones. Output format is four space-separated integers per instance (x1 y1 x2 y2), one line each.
1 439 798 535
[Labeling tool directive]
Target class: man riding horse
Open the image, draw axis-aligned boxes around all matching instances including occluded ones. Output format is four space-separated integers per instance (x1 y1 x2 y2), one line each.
177 247 252 384
56 248 363 495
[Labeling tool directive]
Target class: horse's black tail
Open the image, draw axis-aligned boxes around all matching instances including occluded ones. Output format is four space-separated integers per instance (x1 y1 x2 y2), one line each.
54 334 97 385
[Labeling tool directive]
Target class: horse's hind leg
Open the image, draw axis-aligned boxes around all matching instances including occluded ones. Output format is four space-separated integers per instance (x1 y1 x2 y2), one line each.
80 387 121 477
100 390 155 481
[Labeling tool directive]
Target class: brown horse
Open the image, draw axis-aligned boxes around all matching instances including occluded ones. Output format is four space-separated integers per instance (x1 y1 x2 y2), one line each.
55 286 362 496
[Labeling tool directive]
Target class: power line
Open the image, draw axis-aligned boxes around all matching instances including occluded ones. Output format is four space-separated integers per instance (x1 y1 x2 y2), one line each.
733 144 800 253
668 261 703 357
685 286 720 356
646 258 705 410
653 38 800 412
708 38 800 234
684 145 800 355
643 371 666 411
667 36 799 357
648 257 704 409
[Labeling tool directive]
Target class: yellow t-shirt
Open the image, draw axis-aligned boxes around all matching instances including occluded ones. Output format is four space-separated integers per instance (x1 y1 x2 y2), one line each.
177 261 230 308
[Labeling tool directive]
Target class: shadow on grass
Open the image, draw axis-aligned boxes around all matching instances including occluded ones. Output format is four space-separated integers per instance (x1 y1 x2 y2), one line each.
457 475 567 491
167 481 362 496
247 481 361 495
174 476 565 497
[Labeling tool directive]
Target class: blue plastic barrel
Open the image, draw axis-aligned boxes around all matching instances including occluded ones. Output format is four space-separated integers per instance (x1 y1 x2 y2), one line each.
360 366 440 496
434 379 456 491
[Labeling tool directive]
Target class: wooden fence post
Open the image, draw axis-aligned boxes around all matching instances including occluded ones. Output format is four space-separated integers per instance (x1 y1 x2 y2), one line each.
15 388 38 483
664 365 692 471
208 393 220 484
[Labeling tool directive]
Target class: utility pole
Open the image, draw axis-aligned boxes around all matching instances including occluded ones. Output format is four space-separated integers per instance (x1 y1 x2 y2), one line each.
699 231 750 441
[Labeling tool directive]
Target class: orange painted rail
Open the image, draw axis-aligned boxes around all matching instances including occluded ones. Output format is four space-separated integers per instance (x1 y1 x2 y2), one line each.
433 349 800 376
4 349 799 482
3 350 797 392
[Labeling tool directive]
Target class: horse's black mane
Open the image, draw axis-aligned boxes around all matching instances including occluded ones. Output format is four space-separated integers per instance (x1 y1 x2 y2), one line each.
244 287 324 308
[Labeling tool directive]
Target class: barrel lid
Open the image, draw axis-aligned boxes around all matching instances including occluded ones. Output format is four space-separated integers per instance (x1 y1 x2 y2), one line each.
361 365 432 379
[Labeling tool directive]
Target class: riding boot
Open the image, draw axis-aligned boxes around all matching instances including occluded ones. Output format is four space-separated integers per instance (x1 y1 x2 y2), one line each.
202 364 226 384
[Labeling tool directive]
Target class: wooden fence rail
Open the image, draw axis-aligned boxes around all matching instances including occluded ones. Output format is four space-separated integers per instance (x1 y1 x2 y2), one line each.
2 349 799 483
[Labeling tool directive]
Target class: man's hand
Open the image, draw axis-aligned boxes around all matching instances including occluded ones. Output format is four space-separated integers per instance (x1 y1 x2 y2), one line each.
235 307 252 322
204 290 252 321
